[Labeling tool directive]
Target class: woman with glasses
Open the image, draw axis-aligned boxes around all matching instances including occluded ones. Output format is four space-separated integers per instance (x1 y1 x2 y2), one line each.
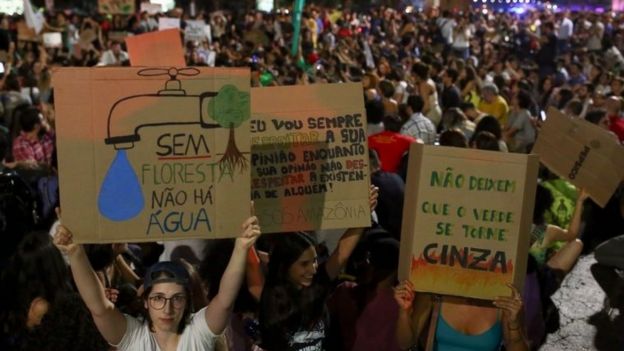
54 212 261 351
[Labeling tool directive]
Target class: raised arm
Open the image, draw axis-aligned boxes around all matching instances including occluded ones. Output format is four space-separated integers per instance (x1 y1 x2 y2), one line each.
54 226 127 345
205 212 261 334
395 280 418 349
545 188 589 243
494 284 529 351
325 185 379 280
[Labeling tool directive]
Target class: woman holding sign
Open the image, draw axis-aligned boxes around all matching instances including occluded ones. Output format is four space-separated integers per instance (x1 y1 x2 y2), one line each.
258 185 379 350
53 209 261 351
394 281 528 351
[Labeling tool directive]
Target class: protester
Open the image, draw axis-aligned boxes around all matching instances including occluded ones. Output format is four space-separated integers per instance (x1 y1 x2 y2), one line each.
258 186 378 350
394 280 529 351
368 114 417 173
53 213 260 351
400 95 436 145
328 233 401 351
0 4 624 351
0 231 73 349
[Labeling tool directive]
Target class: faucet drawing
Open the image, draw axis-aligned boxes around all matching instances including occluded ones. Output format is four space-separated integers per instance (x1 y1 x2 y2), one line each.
104 67 220 150
97 67 250 223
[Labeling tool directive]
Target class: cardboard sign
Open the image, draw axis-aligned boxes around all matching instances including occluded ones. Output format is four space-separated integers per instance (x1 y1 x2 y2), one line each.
43 32 62 48
98 0 135 14
125 29 185 67
184 20 211 44
53 67 251 243
108 31 129 43
399 144 538 300
78 28 98 50
159 17 181 31
250 84 371 233
17 21 38 42
140 2 162 14
532 107 624 207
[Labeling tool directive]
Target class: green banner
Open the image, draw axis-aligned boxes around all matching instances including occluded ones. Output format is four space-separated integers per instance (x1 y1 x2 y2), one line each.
290 0 305 56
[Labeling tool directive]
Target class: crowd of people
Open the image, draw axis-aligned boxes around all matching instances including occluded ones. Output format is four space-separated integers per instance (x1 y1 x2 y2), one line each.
0 2 624 351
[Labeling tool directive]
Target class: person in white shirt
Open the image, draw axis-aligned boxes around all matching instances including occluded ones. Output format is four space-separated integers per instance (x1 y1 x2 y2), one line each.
557 11 574 54
54 212 261 351
436 11 457 53
452 17 472 60
98 41 129 66
587 17 605 52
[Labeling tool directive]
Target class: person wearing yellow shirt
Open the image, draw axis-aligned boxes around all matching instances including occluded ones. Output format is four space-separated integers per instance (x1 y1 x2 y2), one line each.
478 83 510 126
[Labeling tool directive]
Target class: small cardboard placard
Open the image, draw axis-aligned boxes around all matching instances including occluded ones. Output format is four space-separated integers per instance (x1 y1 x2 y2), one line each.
140 2 162 14
184 20 211 44
532 107 624 208
43 32 62 48
98 0 135 14
126 29 185 67
17 21 38 42
250 84 371 233
399 144 538 300
53 67 251 243
78 28 98 50
159 17 181 31
108 31 129 43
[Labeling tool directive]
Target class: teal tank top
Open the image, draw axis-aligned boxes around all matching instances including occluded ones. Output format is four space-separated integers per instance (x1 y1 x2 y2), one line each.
434 312 502 351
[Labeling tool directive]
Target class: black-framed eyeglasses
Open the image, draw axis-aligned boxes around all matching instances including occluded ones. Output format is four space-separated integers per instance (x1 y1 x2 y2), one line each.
148 294 187 310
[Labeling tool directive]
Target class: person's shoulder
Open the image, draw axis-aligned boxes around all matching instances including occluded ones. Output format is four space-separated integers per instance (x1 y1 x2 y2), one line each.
111 314 150 350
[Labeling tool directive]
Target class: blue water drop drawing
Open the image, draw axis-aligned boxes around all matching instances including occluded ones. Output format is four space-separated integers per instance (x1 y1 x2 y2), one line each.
98 150 145 221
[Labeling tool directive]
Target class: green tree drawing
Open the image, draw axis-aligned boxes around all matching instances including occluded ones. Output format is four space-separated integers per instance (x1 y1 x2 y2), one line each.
208 84 250 173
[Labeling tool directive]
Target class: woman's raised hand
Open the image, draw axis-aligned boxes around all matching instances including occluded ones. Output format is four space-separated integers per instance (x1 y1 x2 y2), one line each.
494 283 524 330
237 201 261 250
53 225 81 257
394 280 416 311
369 184 380 211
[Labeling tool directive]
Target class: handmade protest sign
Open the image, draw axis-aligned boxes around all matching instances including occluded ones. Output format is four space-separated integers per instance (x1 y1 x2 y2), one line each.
532 107 624 208
158 17 181 31
16 21 37 42
250 84 371 233
140 2 162 15
398 144 538 300
184 20 211 44
98 0 135 14
125 29 185 67
43 32 62 48
54 67 251 243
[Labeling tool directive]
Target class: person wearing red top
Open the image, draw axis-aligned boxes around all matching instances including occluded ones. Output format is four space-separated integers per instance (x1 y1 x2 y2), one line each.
609 114 624 143
12 107 55 167
603 96 624 143
368 114 417 173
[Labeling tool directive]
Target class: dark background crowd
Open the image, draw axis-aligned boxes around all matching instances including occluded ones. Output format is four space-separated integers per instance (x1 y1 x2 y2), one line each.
0 1 623 350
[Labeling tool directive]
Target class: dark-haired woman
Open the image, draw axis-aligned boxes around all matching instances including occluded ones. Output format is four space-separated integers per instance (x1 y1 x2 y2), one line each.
470 115 508 152
504 90 536 153
54 212 260 351
530 185 588 287
258 186 378 350
412 62 442 127
0 231 72 349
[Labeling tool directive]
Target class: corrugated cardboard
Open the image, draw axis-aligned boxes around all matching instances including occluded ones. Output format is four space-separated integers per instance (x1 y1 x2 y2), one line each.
532 107 624 207
250 84 371 233
399 144 538 300
125 29 185 67
54 67 251 243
